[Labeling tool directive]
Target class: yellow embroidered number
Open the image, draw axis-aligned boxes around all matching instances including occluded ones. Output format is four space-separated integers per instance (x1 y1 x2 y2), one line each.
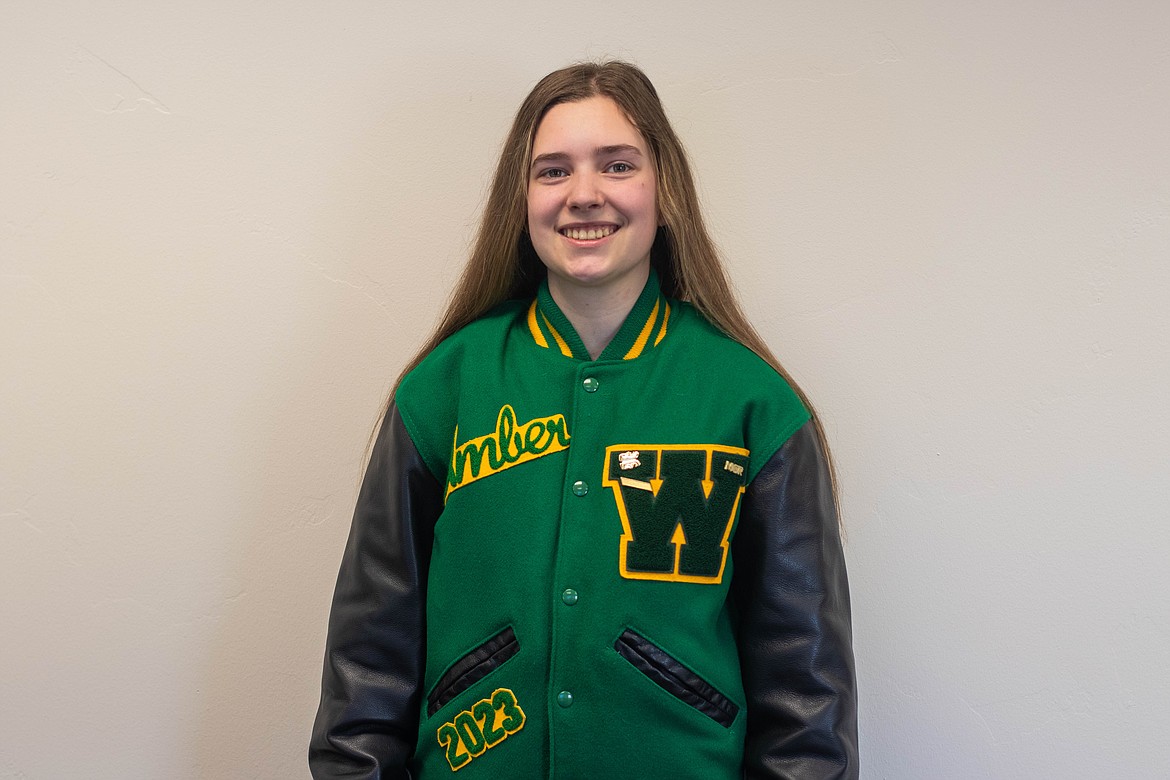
472 698 506 746
436 688 527 772
454 710 487 758
492 688 525 731
436 722 471 771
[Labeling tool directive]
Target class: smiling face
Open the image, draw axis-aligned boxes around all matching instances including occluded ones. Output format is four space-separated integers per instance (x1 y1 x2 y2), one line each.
527 96 658 307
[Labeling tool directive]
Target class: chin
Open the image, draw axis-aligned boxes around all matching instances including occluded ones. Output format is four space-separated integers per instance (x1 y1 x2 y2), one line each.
550 263 607 286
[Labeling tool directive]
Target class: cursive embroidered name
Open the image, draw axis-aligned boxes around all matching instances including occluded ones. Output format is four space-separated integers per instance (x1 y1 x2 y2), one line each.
446 405 571 499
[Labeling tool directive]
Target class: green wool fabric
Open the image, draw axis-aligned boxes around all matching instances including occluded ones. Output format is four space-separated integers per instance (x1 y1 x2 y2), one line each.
395 270 809 778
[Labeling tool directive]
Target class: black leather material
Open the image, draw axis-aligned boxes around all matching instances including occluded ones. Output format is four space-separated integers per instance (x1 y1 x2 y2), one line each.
426 626 520 717
731 420 859 779
614 629 740 727
309 404 443 780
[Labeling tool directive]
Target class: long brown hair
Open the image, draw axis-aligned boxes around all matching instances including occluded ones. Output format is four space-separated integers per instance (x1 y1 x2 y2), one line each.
381 60 838 502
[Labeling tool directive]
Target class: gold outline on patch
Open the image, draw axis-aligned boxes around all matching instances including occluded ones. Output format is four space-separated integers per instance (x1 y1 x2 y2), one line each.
436 687 526 772
602 443 750 584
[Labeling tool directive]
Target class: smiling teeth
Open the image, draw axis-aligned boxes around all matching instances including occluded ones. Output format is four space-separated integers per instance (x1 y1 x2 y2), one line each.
563 226 615 240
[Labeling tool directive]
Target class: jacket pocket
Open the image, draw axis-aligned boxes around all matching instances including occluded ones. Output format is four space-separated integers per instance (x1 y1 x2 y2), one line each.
614 629 739 728
426 626 520 716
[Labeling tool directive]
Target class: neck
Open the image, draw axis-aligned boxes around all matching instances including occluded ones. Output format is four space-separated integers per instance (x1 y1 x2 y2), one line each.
547 268 649 359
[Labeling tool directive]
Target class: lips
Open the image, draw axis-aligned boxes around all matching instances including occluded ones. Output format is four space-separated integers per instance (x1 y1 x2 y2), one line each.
560 224 617 240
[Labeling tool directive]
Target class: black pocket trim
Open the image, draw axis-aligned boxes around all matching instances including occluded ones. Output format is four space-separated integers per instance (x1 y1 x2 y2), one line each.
426 627 519 716
614 629 739 728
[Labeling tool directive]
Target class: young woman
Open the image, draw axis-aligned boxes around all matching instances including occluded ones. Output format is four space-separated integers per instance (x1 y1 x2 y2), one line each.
310 61 857 779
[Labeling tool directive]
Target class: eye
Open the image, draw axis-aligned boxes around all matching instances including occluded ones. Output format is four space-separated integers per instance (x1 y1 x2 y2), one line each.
606 162 634 174
536 167 568 180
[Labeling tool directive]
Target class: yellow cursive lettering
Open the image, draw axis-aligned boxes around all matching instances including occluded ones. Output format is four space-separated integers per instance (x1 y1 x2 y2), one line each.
447 405 571 499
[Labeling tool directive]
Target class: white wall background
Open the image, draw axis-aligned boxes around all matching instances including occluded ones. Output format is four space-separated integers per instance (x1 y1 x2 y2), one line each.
2 1 1167 778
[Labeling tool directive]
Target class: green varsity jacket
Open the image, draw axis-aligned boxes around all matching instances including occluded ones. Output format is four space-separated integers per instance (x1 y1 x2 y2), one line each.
311 270 858 779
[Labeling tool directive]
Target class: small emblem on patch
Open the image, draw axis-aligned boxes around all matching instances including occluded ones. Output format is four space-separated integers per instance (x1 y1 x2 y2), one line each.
618 450 641 470
436 688 526 772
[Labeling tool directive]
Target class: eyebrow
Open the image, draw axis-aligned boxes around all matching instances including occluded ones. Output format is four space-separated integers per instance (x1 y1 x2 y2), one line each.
530 144 645 170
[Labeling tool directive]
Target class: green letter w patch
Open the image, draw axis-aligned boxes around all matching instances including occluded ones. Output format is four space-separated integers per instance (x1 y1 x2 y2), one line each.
603 444 750 584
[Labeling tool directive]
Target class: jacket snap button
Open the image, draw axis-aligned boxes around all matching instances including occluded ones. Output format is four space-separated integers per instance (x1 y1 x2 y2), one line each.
571 480 588 496
561 588 578 606
557 690 573 708
582 377 599 393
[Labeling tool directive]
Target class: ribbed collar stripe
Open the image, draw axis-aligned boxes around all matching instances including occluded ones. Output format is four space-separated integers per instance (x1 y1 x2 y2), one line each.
526 298 578 358
528 270 670 361
526 300 549 348
622 298 661 360
653 302 671 347
541 312 573 357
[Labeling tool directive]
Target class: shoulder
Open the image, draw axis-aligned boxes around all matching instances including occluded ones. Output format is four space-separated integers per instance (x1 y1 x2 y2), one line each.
394 299 527 475
668 301 804 400
398 300 526 393
672 304 785 374
669 301 811 478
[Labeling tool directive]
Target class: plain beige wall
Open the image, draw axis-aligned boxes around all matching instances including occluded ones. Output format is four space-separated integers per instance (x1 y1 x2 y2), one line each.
3 1 1168 777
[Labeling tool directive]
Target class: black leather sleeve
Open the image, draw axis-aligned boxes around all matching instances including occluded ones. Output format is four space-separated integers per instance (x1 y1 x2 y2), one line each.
731 420 859 779
309 403 442 780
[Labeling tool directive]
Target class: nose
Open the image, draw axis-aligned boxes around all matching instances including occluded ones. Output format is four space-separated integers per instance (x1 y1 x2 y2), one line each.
567 170 603 210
